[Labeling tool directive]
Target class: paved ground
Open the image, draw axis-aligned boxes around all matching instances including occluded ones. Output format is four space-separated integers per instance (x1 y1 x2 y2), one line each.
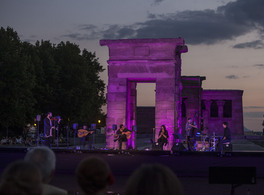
1 137 264 195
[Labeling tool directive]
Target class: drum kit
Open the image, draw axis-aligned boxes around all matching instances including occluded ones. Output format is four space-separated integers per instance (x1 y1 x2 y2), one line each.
195 132 222 152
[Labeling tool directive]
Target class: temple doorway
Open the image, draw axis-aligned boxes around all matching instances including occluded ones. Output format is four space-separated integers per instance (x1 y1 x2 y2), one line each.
136 83 155 134
135 83 156 149
100 38 188 150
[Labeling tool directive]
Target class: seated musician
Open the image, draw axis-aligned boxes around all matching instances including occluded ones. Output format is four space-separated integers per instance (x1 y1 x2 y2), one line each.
219 122 231 154
79 124 93 150
115 124 132 150
157 125 169 150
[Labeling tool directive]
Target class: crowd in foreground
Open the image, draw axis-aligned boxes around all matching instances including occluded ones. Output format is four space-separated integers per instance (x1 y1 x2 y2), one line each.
0 146 183 195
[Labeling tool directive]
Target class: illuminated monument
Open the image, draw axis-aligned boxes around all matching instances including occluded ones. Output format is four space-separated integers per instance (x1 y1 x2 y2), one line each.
100 38 243 150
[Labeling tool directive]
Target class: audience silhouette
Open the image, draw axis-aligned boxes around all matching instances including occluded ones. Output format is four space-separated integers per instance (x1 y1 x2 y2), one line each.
0 160 42 195
126 163 183 195
24 146 68 195
76 156 114 195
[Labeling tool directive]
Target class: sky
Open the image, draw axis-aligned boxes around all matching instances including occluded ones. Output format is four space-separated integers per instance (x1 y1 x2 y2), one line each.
1 0 264 131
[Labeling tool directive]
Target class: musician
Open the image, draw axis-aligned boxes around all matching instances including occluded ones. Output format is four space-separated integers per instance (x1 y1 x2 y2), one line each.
185 117 197 151
43 112 54 147
50 116 62 144
157 125 169 150
79 124 93 150
219 122 231 154
115 124 131 150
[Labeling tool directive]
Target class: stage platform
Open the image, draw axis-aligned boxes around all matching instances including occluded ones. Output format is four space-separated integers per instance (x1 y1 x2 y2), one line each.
1 137 264 195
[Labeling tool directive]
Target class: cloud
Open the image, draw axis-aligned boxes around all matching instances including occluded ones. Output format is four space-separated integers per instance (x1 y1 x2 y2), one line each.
233 40 264 49
133 10 249 45
20 34 38 44
217 0 264 28
225 75 239 79
79 24 98 31
253 64 264 69
226 65 239 69
64 0 264 46
243 111 264 118
152 0 165 5
242 75 250 78
147 13 157 19
244 106 264 109
62 25 102 40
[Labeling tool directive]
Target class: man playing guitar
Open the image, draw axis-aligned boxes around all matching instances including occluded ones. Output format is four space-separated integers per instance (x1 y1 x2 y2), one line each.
43 112 55 148
115 124 132 150
78 124 94 150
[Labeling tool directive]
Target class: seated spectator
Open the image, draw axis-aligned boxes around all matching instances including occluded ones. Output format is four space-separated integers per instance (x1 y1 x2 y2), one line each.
16 136 23 144
3 137 9 144
126 163 183 195
0 160 42 195
0 137 7 145
24 146 68 195
8 137 13 145
76 157 114 195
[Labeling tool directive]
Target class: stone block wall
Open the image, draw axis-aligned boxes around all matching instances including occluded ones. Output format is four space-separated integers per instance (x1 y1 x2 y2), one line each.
101 38 187 150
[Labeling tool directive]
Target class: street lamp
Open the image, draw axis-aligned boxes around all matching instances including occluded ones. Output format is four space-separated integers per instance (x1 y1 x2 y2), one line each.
36 115 41 146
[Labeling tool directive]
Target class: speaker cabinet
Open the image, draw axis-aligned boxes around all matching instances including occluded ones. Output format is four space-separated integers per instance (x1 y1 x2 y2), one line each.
209 167 256 184
171 142 186 152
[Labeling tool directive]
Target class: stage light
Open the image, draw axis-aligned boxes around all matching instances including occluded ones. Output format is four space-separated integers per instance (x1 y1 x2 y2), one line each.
73 123 78 130
98 120 101 124
34 123 37 127
36 114 41 147
112 124 117 130
91 123 96 130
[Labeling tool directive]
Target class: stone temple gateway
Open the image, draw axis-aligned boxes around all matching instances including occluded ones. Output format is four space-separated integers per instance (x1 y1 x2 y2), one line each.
100 38 243 150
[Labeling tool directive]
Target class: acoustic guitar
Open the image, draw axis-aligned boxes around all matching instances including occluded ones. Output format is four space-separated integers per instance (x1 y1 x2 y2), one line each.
78 129 93 138
114 131 132 142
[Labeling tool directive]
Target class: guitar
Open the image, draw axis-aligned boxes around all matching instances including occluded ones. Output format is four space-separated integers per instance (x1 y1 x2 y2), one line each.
78 129 94 138
114 131 132 142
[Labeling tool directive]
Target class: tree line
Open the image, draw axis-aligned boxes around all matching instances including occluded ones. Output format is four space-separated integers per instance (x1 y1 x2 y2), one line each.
0 27 106 136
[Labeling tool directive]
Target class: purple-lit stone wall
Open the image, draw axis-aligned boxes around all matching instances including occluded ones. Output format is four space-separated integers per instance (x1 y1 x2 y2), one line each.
202 90 244 136
181 76 205 133
100 38 188 150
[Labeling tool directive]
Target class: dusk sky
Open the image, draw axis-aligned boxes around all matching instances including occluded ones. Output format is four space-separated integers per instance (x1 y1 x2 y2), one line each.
1 0 264 131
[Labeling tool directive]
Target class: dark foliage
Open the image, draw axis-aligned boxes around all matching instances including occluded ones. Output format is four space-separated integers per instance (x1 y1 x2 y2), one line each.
0 27 106 136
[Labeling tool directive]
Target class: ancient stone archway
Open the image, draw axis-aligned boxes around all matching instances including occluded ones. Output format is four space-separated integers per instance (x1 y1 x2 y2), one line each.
100 38 188 150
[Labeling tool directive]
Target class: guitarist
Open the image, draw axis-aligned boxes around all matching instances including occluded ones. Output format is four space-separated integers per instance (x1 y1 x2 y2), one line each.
79 124 94 150
115 124 132 150
43 112 55 148
185 117 197 151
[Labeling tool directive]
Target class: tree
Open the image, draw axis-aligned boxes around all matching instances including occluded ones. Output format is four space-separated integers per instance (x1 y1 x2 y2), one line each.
0 27 106 135
0 27 36 135
53 42 106 125
32 40 60 114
